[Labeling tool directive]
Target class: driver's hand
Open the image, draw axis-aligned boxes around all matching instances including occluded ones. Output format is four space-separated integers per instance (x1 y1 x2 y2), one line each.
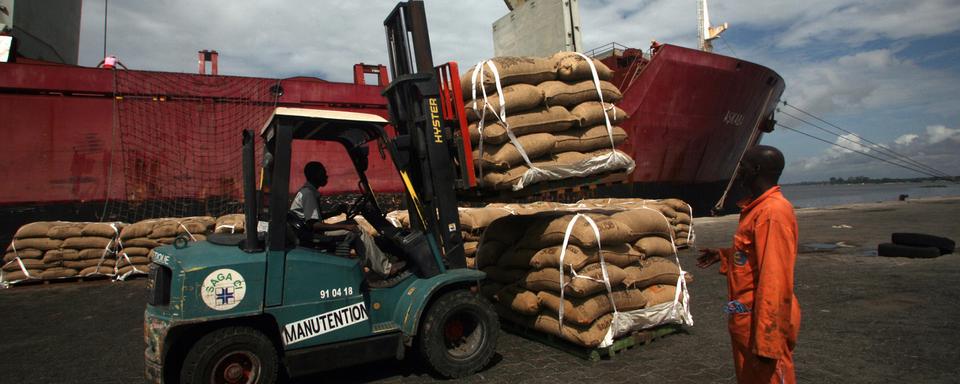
697 248 722 269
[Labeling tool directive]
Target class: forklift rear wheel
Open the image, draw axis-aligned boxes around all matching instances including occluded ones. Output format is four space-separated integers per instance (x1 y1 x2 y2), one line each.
419 289 499 378
180 326 278 384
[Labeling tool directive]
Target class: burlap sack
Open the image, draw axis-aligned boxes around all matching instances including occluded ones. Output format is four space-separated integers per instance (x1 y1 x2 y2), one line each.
474 133 557 171
118 256 151 267
117 265 149 276
79 265 115 276
65 258 116 269
659 198 691 214
14 222 57 239
623 258 683 288
469 106 578 145
476 239 510 269
460 56 558 96
672 212 692 226
182 216 216 228
533 312 613 348
552 51 615 81
123 238 161 248
215 214 246 234
676 224 691 234
528 244 591 271
178 221 210 235
570 101 628 127
157 237 177 245
121 247 151 257
464 84 544 122
464 242 478 258
80 222 123 238
523 263 626 297
520 213 634 249
537 288 647 326
552 125 627 153
1 269 41 281
42 250 64 264
461 231 481 242
588 243 643 268
539 80 623 108
59 249 80 261
482 266 528 285
40 267 78 279
642 284 678 306
46 223 84 239
3 258 49 271
150 222 179 239
634 236 676 257
4 249 43 263
8 238 62 252
480 151 592 190
121 220 159 240
78 247 112 259
496 285 540 316
485 201 563 215
610 209 672 238
62 236 113 250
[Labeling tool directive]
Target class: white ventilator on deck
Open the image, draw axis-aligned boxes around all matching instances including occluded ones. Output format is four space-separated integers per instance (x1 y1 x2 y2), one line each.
697 0 728 52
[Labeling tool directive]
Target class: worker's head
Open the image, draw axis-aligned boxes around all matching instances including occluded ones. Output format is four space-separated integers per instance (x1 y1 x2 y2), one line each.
304 161 327 187
737 145 785 195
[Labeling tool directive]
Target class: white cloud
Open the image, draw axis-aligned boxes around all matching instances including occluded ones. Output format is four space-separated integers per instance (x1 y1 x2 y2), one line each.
894 133 919 146
926 124 960 144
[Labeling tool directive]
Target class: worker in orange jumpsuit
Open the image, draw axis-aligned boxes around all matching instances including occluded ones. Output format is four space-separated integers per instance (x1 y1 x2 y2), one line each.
698 145 801 384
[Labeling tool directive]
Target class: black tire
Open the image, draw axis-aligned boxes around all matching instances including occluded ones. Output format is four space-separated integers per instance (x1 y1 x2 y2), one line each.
180 326 279 384
418 289 499 379
892 233 955 255
878 242 941 259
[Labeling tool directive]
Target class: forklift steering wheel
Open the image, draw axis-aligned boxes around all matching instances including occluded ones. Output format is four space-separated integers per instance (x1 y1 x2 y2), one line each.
345 194 368 219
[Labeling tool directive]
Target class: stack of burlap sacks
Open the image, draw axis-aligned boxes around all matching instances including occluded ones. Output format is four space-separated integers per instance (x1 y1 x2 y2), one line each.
2 221 124 284
386 208 515 268
463 53 634 190
117 216 215 278
574 198 695 248
214 214 246 234
476 207 692 348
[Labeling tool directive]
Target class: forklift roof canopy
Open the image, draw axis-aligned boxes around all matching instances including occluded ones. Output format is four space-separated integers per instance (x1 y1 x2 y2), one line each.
260 107 388 146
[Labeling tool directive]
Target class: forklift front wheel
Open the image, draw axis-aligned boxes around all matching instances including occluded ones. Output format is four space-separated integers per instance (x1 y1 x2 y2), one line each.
179 326 279 384
419 289 499 378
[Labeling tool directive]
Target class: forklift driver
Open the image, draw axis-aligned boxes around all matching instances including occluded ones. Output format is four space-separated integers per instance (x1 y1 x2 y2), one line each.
290 161 405 277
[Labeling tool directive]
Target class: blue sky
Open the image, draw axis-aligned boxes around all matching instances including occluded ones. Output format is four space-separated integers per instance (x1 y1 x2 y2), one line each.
77 0 960 183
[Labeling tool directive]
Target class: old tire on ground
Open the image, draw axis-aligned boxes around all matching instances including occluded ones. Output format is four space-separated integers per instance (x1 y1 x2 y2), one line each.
180 326 278 384
892 233 955 255
418 289 499 379
878 242 941 259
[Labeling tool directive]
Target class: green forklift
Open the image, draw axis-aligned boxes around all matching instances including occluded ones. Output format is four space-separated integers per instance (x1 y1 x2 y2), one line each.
144 2 498 382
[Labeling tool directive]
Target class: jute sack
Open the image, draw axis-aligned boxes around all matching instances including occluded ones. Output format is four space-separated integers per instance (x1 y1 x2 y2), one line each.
150 222 179 239
588 243 644 268
570 101 628 127
552 125 628 153
81 222 123 238
118 256 151 267
4 249 43 263
520 214 634 249
7 238 62 252
117 265 148 276
182 216 216 228
462 231 481 242
215 214 246 234
178 221 211 235
59 249 81 261
496 285 540 316
528 244 591 271
672 212 692 226
634 236 676 257
659 198 691 214
610 209 673 238
79 265 115 276
460 56 558 96
46 223 84 239
122 238 162 249
156 237 177 245
623 257 686 288
13 222 56 239
474 132 557 171
1 270 41 281
480 151 592 190
460 207 514 232
78 248 112 259
62 236 113 250
464 241 479 258
539 80 623 108
482 266 528 285
676 224 691 234
485 201 563 215
464 84 544 122
121 220 160 240
537 288 647 326
3 258 49 271
469 106 577 145
40 267 78 279
552 51 615 81
523 263 626 297
65 258 116 269
42 250 64 264
642 284 678 306
533 312 613 348
121 247 151 257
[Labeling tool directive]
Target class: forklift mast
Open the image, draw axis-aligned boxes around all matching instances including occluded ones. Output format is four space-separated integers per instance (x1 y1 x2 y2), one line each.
381 0 476 270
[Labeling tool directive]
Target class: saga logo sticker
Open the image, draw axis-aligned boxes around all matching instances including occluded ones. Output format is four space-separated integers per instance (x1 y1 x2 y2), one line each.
201 269 246 311
282 302 369 346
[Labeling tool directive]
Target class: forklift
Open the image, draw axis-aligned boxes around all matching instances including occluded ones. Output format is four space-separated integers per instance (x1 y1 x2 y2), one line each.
144 1 498 382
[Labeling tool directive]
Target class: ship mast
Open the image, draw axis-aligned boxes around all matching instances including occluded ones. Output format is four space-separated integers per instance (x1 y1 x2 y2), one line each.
697 0 728 52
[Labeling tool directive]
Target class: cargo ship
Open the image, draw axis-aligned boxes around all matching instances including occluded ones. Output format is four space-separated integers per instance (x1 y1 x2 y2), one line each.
0 0 782 243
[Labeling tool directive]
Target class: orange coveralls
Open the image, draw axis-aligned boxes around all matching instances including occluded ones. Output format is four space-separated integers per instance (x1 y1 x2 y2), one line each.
719 186 801 384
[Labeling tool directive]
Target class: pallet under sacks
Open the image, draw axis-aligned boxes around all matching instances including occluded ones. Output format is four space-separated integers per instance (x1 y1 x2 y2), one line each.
1 221 125 286
476 208 693 355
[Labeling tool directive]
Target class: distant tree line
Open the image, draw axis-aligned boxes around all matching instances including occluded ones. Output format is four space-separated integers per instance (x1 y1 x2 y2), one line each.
787 176 958 186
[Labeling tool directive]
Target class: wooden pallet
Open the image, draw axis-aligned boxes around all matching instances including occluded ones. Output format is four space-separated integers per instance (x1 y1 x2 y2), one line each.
501 319 683 362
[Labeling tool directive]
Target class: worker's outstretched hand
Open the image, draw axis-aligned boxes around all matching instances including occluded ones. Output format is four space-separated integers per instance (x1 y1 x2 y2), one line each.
696 248 721 268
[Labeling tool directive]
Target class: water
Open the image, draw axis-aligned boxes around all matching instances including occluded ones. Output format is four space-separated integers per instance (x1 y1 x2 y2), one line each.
780 181 960 209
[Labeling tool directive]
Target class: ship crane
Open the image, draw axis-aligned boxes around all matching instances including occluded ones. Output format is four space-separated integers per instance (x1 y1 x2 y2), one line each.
698 0 728 52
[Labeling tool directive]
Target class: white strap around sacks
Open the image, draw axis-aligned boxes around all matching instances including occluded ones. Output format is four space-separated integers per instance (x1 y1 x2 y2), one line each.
685 203 695 244
557 213 618 331
471 60 540 183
